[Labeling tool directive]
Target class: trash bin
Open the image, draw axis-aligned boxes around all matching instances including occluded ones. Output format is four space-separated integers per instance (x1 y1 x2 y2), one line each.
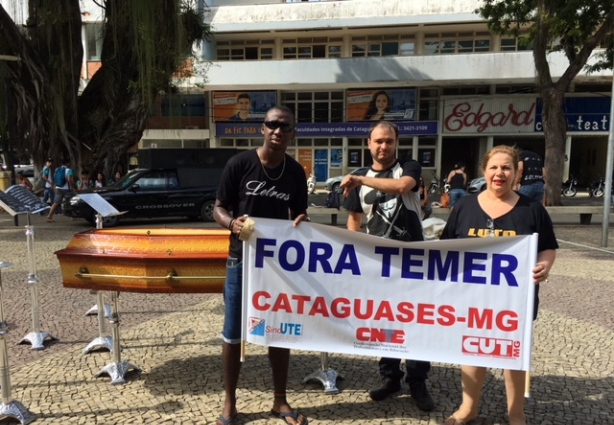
0 170 11 191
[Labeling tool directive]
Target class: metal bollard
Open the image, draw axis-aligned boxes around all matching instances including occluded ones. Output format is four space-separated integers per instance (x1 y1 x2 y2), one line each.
0 262 35 424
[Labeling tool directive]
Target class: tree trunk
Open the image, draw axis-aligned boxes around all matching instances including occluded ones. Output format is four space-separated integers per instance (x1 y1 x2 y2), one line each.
540 89 566 206
77 0 188 179
533 0 564 206
0 1 82 171
2 0 208 180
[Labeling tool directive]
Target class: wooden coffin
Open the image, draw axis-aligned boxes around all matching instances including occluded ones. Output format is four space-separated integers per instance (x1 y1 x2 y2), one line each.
55 228 230 293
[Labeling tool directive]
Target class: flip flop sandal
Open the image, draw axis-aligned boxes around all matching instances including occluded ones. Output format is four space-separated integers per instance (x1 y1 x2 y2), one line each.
216 413 237 425
445 415 475 425
271 409 308 425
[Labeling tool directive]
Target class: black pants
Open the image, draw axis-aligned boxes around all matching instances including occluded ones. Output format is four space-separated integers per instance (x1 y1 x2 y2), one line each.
378 358 430 383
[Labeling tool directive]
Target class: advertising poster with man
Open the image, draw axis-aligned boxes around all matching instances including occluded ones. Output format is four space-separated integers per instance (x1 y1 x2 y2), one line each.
213 91 277 122
347 89 417 122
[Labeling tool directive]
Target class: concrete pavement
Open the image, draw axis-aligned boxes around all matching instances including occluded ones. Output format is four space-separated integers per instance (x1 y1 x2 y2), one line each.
0 210 612 424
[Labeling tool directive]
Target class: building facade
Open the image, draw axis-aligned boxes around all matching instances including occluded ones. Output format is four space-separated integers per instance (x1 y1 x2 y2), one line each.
77 0 614 185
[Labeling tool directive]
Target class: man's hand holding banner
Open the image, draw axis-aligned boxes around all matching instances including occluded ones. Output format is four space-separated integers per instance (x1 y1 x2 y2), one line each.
242 218 537 371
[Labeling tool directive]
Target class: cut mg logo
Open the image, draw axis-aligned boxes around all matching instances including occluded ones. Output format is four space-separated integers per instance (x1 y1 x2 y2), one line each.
462 336 520 358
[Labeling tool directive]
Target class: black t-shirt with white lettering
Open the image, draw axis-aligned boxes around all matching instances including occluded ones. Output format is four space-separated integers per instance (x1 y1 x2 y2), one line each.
217 149 308 260
519 150 544 185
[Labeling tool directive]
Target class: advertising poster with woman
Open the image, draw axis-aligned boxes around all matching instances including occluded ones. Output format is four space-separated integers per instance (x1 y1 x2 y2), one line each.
347 89 416 121
213 91 277 122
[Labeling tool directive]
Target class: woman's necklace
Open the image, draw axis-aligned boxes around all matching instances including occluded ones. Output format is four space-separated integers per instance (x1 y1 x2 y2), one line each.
257 148 286 181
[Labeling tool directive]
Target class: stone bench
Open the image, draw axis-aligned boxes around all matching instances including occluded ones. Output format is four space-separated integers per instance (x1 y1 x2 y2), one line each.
307 207 347 225
544 206 612 225
432 206 611 225
308 205 612 226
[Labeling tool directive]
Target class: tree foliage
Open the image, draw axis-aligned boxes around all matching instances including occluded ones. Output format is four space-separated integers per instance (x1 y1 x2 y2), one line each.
478 0 614 205
0 0 210 178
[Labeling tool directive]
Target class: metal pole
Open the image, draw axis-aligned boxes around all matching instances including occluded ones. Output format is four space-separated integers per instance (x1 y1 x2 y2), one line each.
95 291 140 385
19 224 55 349
110 292 121 364
0 262 35 424
26 225 40 335
0 264 12 404
82 214 113 354
602 49 614 247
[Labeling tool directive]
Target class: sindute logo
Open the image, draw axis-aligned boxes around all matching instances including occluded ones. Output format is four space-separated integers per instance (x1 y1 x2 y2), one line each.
249 317 265 337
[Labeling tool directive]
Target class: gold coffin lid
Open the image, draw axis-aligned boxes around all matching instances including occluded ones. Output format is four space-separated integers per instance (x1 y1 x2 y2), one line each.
55 228 231 294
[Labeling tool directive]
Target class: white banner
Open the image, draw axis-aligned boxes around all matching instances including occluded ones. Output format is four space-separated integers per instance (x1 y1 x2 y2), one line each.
242 218 537 371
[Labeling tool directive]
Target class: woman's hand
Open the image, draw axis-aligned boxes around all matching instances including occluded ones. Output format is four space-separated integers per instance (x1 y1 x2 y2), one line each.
533 250 556 284
532 263 549 284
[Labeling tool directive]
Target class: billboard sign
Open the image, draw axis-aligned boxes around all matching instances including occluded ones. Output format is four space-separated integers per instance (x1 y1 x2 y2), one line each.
347 89 417 122
534 96 611 133
215 121 438 138
443 97 536 134
213 91 277 122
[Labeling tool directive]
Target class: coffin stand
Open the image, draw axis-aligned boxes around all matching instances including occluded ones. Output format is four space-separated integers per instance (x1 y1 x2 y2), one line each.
55 228 228 384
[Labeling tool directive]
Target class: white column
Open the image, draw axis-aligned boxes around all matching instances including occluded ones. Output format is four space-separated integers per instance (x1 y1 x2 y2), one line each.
274 37 282 59
487 136 494 151
564 136 572 182
491 34 501 52
412 136 419 161
81 25 88 81
201 39 216 61
414 32 425 56
435 93 444 177
342 35 351 58
342 137 349 174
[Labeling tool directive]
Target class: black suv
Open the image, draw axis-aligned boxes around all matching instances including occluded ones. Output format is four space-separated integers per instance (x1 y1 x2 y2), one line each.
62 168 218 226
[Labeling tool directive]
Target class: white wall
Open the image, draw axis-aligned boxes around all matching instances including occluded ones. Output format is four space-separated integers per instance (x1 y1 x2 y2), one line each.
0 0 28 25
206 0 282 5
205 0 483 33
195 51 611 90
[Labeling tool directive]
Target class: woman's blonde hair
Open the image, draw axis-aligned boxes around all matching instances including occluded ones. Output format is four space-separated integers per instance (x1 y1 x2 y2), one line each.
481 145 520 172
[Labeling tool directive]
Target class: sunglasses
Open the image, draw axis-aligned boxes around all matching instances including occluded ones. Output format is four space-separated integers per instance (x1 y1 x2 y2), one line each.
263 120 294 133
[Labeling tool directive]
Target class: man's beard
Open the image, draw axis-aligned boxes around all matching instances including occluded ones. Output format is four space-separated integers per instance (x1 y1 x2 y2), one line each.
371 152 395 168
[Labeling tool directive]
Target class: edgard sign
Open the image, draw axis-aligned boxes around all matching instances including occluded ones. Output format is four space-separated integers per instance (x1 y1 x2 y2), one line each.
534 97 611 133
215 121 438 138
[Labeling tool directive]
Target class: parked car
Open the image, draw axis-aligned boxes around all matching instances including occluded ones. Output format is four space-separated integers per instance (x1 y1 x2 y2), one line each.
467 177 486 193
0 163 34 178
325 167 369 192
62 168 218 226
14 164 34 178
0 151 34 176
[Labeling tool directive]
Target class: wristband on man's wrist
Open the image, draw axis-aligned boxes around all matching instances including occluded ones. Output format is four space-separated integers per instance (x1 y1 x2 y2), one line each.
228 218 236 231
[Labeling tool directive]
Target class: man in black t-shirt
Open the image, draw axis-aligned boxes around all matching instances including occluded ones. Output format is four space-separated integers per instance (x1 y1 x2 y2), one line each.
213 106 310 425
341 121 435 412
516 147 545 203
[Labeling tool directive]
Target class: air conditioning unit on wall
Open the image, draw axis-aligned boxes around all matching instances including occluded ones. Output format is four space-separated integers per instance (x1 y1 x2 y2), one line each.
185 126 199 129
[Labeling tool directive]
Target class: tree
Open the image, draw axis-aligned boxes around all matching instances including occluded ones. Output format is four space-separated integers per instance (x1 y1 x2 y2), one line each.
478 0 614 205
0 0 210 178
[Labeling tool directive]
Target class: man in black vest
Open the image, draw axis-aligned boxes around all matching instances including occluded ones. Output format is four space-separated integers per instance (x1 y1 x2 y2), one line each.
341 121 435 412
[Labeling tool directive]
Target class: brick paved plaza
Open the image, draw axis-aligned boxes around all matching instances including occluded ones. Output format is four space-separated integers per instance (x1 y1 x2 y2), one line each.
0 210 612 424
